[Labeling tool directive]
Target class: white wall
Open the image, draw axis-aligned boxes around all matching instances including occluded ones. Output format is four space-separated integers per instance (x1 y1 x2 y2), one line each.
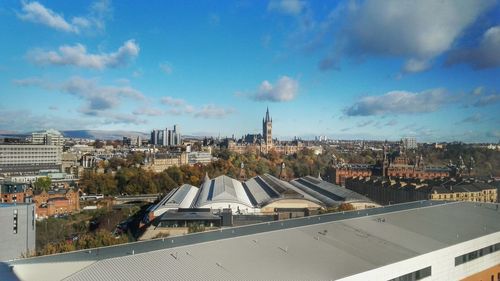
339 231 500 280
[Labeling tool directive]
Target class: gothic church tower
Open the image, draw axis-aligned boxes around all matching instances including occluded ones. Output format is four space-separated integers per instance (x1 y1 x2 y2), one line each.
262 107 273 151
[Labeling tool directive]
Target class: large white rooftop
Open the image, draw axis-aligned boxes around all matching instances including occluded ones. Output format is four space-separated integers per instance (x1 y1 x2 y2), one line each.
6 201 500 281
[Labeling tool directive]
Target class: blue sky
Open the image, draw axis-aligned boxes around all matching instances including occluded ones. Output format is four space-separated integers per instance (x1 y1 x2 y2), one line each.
0 0 499 142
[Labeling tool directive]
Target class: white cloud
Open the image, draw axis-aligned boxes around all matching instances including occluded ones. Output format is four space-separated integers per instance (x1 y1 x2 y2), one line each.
194 104 235 118
160 96 185 106
28 40 139 69
345 88 450 116
159 62 173 75
403 59 431 73
160 96 234 118
268 0 305 16
132 107 164 116
12 77 46 87
249 76 299 102
446 25 500 69
474 93 500 107
320 0 496 72
18 0 111 34
18 1 75 32
60 76 144 113
460 113 482 123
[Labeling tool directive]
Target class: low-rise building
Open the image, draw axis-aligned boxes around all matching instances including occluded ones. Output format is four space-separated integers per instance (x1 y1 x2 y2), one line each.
187 151 213 165
33 188 80 218
346 177 498 205
0 182 32 204
142 152 188 173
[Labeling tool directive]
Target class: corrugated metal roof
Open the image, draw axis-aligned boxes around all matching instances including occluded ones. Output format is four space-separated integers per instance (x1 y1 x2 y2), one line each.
290 176 375 206
10 201 500 281
194 175 253 208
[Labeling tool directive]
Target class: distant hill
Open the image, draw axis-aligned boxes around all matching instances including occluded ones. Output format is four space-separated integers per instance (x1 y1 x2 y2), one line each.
62 130 149 140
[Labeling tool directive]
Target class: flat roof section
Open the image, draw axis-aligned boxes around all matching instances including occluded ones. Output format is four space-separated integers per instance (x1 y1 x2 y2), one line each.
9 201 499 281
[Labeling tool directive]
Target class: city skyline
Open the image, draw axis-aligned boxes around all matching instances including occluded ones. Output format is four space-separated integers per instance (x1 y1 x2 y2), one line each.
1 0 500 142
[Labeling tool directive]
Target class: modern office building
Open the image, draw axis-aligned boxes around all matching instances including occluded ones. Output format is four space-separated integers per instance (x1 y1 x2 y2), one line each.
31 129 65 146
5 201 500 280
0 203 36 261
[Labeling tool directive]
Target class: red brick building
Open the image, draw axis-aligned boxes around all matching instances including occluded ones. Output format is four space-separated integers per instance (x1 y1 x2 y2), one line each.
33 188 79 218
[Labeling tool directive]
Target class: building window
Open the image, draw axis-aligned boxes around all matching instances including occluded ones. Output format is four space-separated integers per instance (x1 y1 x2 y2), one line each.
455 242 500 266
13 209 18 234
387 266 431 281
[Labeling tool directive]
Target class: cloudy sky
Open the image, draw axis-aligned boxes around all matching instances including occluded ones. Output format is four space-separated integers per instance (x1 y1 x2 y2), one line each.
0 0 499 142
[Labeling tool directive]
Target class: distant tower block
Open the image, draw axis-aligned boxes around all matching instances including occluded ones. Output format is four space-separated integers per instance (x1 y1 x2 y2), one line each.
239 162 247 181
279 162 287 180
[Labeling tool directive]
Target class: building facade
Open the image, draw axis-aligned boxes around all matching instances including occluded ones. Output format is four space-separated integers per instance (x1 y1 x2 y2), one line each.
346 177 498 205
150 125 181 147
143 152 188 173
31 129 65 146
225 108 302 155
33 188 80 218
0 182 32 204
0 144 62 173
0 203 36 261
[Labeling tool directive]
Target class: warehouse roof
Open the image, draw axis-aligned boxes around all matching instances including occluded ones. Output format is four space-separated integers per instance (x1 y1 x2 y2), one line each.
243 174 323 207
290 176 375 206
193 175 253 208
148 184 199 217
7 201 500 281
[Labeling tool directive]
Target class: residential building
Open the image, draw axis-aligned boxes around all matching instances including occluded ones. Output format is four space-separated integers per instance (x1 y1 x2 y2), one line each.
346 177 498 205
150 125 181 146
0 182 32 204
0 203 36 261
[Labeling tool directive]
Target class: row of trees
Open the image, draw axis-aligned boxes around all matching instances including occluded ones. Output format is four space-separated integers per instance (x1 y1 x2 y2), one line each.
80 148 337 196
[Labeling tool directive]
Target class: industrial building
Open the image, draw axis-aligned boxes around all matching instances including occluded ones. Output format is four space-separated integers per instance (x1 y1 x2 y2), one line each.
4 201 500 280
146 174 377 220
146 184 199 219
0 203 36 261
290 175 379 209
243 174 324 215
192 175 256 214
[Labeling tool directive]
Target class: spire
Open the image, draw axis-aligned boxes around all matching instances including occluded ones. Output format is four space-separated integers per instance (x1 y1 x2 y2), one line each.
265 107 270 122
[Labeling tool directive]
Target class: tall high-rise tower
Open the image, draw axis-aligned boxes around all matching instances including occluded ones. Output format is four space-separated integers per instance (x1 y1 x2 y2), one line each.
262 107 272 148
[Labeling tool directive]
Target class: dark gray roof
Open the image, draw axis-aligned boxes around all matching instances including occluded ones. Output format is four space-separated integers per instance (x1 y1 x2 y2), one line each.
158 210 221 221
